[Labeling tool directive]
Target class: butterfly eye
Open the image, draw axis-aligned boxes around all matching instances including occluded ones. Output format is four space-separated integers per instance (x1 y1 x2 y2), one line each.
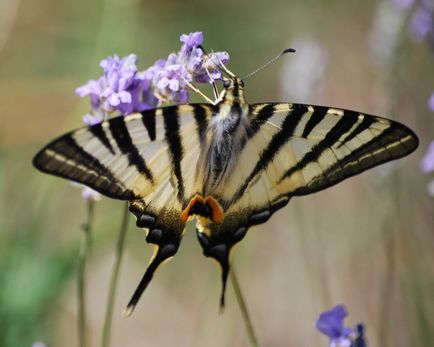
223 79 231 88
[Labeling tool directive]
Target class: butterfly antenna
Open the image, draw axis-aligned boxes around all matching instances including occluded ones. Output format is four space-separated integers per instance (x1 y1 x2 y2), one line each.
242 47 296 80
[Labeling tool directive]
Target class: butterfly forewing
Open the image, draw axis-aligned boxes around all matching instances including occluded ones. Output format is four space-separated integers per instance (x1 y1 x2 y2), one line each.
33 104 213 202
207 102 418 245
248 103 418 197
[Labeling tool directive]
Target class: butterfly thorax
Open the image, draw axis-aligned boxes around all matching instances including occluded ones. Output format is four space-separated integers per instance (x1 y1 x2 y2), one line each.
200 78 249 196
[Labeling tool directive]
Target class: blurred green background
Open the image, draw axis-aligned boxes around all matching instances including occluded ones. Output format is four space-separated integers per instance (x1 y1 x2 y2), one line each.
1 0 433 346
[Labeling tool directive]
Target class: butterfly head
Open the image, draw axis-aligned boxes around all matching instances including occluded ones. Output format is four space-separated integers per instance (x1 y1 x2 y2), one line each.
220 76 246 105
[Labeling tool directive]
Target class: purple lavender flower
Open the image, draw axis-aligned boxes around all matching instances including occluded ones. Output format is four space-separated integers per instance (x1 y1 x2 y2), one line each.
76 54 155 117
420 141 434 173
420 96 434 196
193 51 230 83
150 31 230 102
70 182 102 201
77 32 229 110
152 62 191 103
82 114 104 126
316 305 354 347
391 0 434 49
392 0 414 10
428 92 434 111
81 186 102 201
409 5 433 42
180 31 204 52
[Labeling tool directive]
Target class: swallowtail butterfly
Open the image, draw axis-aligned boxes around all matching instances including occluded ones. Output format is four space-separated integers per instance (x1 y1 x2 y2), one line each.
33 63 418 316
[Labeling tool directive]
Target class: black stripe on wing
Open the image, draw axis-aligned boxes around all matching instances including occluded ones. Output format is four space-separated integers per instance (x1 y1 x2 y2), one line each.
287 119 419 195
162 107 185 202
141 110 157 141
247 104 276 138
302 106 328 138
32 132 136 200
193 104 210 143
279 110 360 182
89 123 115 154
226 104 307 207
109 117 155 184
337 115 375 148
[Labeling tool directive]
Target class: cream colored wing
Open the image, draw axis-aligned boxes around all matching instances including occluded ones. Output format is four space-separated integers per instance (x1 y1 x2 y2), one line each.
33 103 214 315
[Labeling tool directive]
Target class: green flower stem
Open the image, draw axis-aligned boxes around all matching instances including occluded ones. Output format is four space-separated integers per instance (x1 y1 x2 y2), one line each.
102 202 130 347
230 266 259 347
78 200 95 347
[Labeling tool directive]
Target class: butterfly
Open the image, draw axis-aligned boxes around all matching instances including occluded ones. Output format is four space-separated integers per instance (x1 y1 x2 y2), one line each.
33 66 418 316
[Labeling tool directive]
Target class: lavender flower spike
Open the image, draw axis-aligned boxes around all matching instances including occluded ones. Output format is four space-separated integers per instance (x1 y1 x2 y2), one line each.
149 31 231 103
180 31 204 50
76 53 156 117
428 92 434 112
316 305 354 347
409 6 433 42
420 140 434 173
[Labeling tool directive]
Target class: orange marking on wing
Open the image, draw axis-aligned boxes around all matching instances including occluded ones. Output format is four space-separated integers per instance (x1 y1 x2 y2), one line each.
205 196 224 224
181 195 205 222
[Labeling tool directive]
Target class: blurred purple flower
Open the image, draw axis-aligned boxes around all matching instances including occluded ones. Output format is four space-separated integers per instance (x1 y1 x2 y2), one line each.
70 182 102 202
390 0 434 48
420 150 434 196
428 92 434 111
81 186 102 201
409 5 433 42
392 0 414 10
420 141 434 173
82 114 103 126
316 305 354 347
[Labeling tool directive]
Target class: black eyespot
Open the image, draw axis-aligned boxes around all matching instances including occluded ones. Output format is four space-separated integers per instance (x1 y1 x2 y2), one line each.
160 243 178 258
223 79 231 88
239 80 244 87
146 228 163 244
197 232 210 248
